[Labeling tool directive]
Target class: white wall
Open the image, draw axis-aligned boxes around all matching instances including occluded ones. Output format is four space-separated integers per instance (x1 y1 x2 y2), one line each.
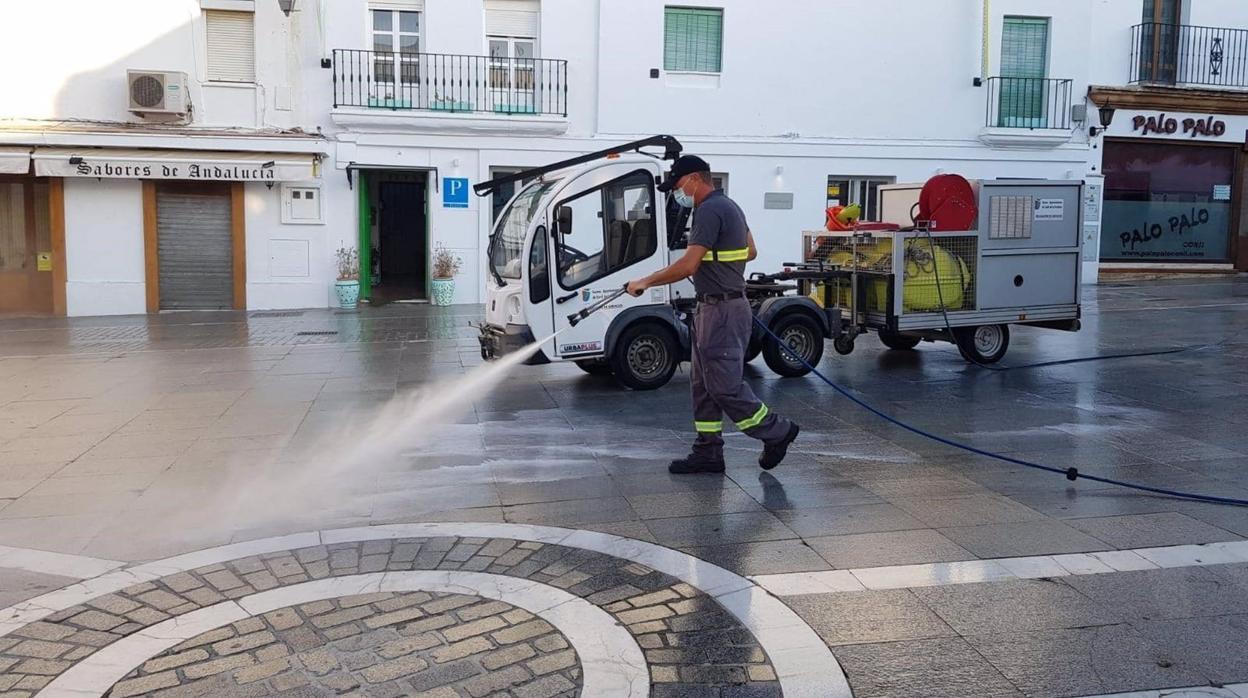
595 0 1098 142
1187 0 1248 28
64 180 146 316
0 0 306 130
244 182 341 310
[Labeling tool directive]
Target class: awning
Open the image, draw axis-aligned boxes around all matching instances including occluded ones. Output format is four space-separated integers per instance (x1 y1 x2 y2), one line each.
32 148 320 181
0 147 31 175
344 162 439 190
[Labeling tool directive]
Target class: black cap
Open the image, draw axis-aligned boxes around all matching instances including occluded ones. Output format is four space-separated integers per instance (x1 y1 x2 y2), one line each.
658 154 710 192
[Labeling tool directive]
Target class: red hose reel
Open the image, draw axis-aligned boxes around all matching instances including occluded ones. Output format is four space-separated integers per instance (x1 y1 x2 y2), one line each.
915 174 978 232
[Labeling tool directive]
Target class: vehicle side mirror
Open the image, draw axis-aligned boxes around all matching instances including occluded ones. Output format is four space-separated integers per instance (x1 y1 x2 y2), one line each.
557 206 573 235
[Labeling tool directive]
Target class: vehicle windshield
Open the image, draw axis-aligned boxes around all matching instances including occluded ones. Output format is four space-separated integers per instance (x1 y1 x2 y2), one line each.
490 179 560 279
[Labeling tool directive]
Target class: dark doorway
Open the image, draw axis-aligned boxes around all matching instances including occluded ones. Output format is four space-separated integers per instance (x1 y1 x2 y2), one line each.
373 177 427 303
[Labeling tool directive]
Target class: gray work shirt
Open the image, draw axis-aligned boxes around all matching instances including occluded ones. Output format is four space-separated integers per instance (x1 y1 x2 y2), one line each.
688 190 749 296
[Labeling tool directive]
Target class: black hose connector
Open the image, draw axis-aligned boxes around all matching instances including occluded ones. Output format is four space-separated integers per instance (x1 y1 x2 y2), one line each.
1065 467 1079 481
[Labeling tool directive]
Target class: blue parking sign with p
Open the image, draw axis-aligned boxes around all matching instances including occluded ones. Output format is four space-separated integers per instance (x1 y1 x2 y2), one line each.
443 178 469 208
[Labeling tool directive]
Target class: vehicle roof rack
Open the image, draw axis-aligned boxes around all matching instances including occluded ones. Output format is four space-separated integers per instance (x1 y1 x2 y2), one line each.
472 135 683 197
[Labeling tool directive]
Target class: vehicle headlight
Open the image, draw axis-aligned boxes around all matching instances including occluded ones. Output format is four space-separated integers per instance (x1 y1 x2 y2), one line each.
506 294 523 324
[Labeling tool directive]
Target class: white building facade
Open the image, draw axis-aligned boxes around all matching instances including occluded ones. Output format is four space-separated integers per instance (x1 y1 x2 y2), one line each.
0 0 1244 316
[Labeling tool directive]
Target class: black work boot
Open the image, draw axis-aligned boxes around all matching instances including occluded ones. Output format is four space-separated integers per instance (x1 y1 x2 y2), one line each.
759 423 800 471
669 452 726 474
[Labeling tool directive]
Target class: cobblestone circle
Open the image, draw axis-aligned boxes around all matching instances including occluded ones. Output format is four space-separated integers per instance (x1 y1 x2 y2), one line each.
0 537 782 698
105 592 582 698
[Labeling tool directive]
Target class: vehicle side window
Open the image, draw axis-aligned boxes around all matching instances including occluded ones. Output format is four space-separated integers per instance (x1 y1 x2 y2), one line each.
555 170 656 290
529 226 549 303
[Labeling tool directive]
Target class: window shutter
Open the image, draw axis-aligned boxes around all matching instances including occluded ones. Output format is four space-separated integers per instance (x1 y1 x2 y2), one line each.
1000 17 1048 78
999 17 1050 127
664 7 722 73
206 10 256 82
486 10 539 37
486 0 539 36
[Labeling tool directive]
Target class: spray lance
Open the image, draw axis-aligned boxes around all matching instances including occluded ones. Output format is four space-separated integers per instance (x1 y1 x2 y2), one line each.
566 285 630 327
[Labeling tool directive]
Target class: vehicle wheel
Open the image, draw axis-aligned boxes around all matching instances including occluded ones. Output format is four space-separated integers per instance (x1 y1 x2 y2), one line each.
763 313 824 377
610 322 679 390
745 339 762 364
954 324 1010 364
878 328 921 351
575 359 612 376
833 335 855 355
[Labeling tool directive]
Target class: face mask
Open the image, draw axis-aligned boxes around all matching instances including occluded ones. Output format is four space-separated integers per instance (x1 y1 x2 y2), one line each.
673 186 694 209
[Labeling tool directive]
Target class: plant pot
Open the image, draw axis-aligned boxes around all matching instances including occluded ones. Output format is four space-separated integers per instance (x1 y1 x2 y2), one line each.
335 279 360 309
430 277 455 306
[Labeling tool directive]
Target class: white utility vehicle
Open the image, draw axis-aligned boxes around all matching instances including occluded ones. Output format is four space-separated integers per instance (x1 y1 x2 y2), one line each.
475 136 838 390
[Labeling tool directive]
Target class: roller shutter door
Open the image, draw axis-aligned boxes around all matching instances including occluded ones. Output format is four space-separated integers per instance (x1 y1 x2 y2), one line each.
156 184 233 310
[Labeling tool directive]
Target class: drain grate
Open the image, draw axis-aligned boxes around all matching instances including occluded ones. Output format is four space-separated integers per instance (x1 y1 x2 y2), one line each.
295 331 339 336
251 311 305 319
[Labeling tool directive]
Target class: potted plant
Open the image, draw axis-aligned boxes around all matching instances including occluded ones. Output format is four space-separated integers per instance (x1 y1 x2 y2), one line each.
334 247 360 309
430 244 461 306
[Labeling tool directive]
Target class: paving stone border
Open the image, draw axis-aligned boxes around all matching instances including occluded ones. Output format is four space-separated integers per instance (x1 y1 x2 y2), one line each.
106 591 583 698
0 537 781 698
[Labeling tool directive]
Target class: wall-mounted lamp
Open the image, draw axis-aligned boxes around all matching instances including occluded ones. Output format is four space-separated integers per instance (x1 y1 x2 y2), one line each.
68 156 84 165
277 0 297 16
774 165 784 176
1089 105 1116 137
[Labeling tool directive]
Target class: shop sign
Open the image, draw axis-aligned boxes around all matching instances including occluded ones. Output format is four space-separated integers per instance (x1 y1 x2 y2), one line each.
1132 113 1227 139
33 150 318 181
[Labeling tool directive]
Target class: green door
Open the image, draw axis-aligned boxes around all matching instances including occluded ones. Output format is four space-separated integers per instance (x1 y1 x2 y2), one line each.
999 17 1049 128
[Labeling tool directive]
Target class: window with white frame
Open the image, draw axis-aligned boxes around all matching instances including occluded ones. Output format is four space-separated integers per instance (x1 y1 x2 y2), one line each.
664 6 723 73
486 1 540 113
827 176 894 223
370 6 421 97
205 10 255 82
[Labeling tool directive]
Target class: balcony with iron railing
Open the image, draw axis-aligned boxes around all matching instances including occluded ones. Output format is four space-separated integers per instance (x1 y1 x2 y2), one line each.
979 77 1074 147
331 49 570 133
1131 23 1248 88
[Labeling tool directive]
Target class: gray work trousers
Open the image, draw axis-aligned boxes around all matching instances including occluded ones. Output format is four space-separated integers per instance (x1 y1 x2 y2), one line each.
691 296 792 458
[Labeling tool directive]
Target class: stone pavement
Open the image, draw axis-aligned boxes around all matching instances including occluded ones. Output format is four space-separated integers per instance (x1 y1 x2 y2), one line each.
1 276 1247 697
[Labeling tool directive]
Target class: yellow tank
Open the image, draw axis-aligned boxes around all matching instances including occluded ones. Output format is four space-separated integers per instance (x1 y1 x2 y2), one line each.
900 241 969 311
808 239 970 313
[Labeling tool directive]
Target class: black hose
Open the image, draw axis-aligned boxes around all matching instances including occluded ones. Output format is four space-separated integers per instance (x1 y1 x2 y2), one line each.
753 317 1248 507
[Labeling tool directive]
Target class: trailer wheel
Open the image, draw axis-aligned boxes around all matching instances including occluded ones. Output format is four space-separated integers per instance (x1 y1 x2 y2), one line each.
763 313 824 377
878 329 921 351
954 324 1010 364
575 359 612 376
610 322 679 390
833 335 855 355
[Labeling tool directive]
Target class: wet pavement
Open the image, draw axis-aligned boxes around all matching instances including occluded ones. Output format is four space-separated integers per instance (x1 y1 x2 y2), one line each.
1 276 1247 697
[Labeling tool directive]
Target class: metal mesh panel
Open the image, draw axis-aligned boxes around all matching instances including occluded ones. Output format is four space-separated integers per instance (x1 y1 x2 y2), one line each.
801 232 893 272
899 235 977 314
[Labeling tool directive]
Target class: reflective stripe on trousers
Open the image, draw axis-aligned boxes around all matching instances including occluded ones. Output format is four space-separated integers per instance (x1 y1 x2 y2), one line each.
690 297 792 457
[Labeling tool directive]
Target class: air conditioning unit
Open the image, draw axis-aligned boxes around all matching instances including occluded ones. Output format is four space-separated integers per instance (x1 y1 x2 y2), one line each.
127 70 190 115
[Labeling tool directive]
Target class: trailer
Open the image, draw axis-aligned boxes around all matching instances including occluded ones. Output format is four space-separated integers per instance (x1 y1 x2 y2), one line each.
786 177 1085 363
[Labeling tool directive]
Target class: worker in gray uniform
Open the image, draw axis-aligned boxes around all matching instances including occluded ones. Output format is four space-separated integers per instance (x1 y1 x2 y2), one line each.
626 155 800 474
